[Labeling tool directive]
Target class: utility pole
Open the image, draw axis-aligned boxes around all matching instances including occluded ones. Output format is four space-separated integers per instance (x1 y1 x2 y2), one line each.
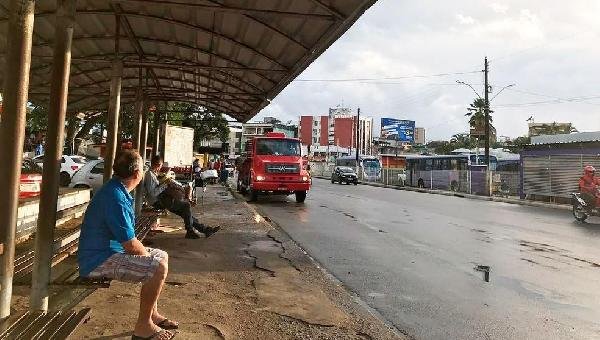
484 57 490 168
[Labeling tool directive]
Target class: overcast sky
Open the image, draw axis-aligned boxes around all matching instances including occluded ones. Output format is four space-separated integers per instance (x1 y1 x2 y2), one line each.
254 0 600 141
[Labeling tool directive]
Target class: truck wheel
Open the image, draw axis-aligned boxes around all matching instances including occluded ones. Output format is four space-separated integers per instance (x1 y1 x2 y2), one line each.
249 189 258 202
295 191 307 203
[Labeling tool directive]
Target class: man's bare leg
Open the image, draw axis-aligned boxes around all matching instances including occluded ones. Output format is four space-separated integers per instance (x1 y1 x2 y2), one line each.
133 259 171 337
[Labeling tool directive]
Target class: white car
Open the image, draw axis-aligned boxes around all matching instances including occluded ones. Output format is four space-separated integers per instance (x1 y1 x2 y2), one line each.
33 154 87 186
69 159 105 193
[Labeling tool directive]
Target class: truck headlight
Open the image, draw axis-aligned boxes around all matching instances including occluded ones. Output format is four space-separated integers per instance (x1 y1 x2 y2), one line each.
256 175 265 181
302 176 309 181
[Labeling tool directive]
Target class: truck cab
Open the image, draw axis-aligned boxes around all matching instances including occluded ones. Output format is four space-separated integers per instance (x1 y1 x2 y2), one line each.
236 132 311 202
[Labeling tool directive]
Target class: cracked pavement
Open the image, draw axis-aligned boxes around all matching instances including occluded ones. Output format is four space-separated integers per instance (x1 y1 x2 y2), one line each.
70 185 402 340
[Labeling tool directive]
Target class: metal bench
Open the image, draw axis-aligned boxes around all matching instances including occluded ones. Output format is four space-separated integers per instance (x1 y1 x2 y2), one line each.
12 212 159 288
0 308 91 340
51 212 160 288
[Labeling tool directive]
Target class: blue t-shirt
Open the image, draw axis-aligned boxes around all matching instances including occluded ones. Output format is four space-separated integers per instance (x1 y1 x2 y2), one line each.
78 177 136 276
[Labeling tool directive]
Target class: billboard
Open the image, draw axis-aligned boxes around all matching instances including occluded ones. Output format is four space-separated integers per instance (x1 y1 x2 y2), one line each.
381 118 415 142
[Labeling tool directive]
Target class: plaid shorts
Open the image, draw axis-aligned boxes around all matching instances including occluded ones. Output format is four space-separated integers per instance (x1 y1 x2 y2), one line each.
88 247 167 283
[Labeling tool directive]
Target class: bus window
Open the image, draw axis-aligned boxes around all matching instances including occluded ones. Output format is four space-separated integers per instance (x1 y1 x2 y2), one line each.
425 159 433 171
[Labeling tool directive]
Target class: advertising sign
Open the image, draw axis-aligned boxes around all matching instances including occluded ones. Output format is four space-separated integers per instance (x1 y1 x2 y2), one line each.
381 118 415 142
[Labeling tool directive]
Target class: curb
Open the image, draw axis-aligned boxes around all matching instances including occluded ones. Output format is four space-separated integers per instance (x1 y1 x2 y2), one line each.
223 183 408 338
313 176 571 211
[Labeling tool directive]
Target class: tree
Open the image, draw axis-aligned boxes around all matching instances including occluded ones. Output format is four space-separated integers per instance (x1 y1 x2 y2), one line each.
504 136 531 153
465 98 493 131
165 102 230 150
450 133 474 147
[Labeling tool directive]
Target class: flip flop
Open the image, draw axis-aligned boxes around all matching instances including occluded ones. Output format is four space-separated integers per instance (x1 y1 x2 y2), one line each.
156 318 179 330
131 329 177 340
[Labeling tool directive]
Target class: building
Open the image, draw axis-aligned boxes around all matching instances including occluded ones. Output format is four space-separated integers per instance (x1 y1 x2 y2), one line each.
522 131 600 202
226 122 243 156
470 124 497 144
414 127 426 145
240 118 298 152
528 122 575 137
299 107 373 156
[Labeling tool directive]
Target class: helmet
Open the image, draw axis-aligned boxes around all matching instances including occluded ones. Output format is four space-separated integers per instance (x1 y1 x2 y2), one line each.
584 165 596 174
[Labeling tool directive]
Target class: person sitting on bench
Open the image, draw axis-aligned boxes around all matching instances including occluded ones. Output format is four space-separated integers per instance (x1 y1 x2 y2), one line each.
78 150 178 340
144 155 219 239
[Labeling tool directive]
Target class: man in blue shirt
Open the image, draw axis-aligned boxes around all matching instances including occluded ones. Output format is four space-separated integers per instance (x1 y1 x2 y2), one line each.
79 150 177 340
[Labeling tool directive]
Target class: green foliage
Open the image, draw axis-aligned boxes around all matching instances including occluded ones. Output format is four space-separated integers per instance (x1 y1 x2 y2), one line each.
465 98 493 129
165 102 230 150
26 105 48 132
504 136 531 153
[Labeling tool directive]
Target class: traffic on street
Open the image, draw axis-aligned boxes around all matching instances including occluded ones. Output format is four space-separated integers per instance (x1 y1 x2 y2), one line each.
253 178 600 340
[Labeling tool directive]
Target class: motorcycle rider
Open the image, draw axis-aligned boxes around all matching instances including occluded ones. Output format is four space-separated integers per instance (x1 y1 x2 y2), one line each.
578 165 600 207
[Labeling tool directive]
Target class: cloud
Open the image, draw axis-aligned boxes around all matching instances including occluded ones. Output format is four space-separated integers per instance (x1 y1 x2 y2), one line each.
256 0 600 140
490 3 509 14
456 14 476 25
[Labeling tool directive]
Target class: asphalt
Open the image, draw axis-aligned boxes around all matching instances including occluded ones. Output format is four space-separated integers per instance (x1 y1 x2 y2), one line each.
251 178 600 340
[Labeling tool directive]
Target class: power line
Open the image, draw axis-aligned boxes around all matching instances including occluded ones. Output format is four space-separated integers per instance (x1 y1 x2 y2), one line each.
293 70 481 82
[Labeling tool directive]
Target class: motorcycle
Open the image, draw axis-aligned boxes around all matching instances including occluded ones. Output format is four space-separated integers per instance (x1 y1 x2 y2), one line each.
571 192 600 222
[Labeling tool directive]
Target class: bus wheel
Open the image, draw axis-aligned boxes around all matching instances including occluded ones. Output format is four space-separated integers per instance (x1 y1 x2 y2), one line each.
418 179 425 188
450 181 459 192
295 191 307 203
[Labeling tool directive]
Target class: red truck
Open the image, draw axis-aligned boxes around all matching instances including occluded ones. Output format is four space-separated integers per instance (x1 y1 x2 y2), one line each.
236 132 310 202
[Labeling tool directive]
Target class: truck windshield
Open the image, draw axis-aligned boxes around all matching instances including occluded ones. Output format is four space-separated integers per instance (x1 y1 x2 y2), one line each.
256 139 301 156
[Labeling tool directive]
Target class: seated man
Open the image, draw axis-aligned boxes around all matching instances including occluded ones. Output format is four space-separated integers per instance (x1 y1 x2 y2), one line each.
145 155 219 239
78 150 177 340
579 165 600 206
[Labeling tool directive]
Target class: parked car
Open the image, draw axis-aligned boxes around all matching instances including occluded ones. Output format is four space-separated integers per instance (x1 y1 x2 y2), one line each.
331 166 358 185
69 159 104 193
33 154 87 186
20 159 43 199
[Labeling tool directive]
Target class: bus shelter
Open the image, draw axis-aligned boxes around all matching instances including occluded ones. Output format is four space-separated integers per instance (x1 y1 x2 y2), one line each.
0 0 376 319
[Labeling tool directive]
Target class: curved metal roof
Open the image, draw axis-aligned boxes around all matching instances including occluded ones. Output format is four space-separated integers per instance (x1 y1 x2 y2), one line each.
0 0 376 122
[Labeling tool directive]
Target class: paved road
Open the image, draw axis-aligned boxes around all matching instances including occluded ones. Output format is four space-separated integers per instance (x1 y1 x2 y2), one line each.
252 178 600 340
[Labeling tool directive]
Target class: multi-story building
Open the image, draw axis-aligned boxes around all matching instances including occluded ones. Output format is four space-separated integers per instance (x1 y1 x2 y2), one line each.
528 122 575 137
240 118 298 152
414 127 426 145
299 107 373 156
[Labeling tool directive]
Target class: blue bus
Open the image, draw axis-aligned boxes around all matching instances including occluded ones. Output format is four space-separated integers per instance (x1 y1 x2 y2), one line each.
406 154 497 194
336 155 381 181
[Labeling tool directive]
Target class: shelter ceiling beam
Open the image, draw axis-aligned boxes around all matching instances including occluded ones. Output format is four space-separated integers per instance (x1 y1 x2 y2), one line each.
25 10 290 70
48 71 262 100
308 0 345 20
111 3 163 94
202 0 309 50
111 0 335 21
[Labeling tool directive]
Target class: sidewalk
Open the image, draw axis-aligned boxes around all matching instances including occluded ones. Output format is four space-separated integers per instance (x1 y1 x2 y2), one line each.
70 186 403 339
314 176 571 211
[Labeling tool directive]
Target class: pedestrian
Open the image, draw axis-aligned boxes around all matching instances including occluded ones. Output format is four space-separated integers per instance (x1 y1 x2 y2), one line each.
144 155 219 239
78 150 178 340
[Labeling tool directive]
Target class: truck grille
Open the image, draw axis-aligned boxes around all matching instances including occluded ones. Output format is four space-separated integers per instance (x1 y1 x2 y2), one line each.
265 163 300 174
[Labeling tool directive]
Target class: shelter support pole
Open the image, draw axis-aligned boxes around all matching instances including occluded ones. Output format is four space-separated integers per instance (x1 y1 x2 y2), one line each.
0 0 36 320
133 89 143 151
134 97 148 217
29 0 77 312
152 108 160 157
103 60 124 182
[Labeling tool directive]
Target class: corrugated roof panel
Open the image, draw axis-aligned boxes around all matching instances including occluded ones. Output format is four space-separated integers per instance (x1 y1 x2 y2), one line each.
0 0 377 122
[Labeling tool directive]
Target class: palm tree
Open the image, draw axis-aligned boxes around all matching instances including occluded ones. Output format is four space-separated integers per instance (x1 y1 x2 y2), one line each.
465 98 493 131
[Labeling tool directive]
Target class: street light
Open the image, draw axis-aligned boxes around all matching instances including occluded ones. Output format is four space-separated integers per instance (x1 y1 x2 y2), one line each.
456 80 482 99
490 84 516 102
